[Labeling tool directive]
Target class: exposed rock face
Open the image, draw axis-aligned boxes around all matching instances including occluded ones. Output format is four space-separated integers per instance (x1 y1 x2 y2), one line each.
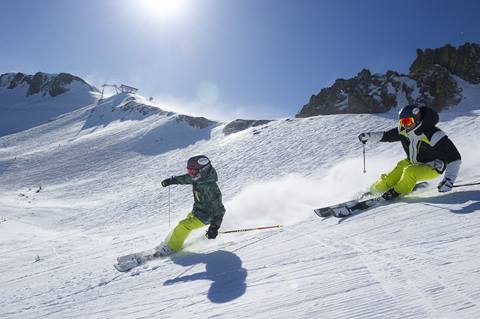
113 96 174 117
411 64 462 111
223 119 272 135
175 115 217 129
297 69 416 117
0 72 99 97
4 72 29 89
296 42 479 118
410 42 480 84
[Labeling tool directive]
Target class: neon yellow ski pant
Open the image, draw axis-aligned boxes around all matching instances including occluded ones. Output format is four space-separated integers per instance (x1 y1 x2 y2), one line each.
371 159 440 194
166 212 206 252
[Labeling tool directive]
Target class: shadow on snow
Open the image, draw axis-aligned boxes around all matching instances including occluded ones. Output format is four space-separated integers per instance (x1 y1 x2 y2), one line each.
164 250 247 303
338 189 480 223
129 120 215 156
408 190 480 214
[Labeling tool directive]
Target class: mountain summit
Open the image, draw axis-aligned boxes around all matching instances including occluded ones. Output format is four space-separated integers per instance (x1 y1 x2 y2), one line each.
0 72 99 136
0 72 98 98
296 42 480 117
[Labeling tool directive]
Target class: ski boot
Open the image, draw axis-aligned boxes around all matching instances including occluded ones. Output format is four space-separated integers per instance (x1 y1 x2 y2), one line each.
381 188 400 201
153 243 174 258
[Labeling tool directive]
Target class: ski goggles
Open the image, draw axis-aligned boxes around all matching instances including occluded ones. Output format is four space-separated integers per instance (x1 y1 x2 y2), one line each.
187 167 198 177
399 117 415 127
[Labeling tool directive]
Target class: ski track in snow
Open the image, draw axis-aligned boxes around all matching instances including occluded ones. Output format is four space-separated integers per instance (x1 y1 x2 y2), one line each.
1 92 480 318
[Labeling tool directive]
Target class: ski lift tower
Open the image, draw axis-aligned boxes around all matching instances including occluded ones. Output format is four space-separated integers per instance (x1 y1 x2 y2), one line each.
99 83 119 100
119 84 138 94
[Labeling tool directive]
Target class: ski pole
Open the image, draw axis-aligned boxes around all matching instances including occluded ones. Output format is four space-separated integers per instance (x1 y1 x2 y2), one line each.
219 224 283 234
168 186 171 229
452 181 480 188
362 141 367 173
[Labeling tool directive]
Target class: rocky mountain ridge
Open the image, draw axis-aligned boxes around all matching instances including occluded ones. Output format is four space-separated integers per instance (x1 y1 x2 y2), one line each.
296 42 480 117
0 72 99 98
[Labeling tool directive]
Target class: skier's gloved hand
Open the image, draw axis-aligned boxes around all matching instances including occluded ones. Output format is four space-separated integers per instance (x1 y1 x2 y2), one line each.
358 133 370 143
438 160 461 193
358 132 383 143
161 177 175 187
206 224 219 239
428 159 446 173
438 177 453 192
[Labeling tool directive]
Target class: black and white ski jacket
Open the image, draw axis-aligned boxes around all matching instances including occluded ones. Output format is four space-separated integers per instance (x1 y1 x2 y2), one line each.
370 107 462 183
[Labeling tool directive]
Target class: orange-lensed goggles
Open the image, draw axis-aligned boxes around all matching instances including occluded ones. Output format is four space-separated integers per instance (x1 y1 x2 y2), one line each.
399 117 415 127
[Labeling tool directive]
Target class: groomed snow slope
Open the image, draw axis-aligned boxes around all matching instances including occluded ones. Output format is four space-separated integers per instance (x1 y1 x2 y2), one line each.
1 90 480 318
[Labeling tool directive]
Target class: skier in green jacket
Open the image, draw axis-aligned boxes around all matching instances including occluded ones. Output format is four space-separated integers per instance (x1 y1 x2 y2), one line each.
154 155 225 257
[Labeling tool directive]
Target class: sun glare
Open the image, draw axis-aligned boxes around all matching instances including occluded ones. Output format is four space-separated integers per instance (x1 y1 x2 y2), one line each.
138 0 187 20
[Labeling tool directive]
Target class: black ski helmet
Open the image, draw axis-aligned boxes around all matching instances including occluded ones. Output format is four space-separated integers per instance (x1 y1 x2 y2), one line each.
187 155 211 180
398 104 421 119
398 104 422 131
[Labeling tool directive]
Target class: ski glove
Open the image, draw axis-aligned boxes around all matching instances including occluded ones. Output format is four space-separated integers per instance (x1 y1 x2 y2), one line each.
358 133 370 143
438 159 461 192
358 132 383 143
438 177 453 193
206 224 219 239
161 177 175 187
428 159 446 173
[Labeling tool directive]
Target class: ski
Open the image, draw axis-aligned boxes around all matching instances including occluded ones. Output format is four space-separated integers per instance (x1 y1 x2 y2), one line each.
314 196 384 218
314 182 429 218
114 249 163 272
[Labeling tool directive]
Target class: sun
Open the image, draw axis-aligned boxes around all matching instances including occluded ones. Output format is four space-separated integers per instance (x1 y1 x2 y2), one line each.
138 0 187 20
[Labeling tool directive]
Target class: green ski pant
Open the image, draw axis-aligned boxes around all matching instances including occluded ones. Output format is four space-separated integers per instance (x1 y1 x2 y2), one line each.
166 212 206 251
371 159 440 194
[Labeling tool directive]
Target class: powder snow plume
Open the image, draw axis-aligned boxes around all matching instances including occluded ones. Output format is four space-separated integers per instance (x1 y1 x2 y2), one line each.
222 154 404 228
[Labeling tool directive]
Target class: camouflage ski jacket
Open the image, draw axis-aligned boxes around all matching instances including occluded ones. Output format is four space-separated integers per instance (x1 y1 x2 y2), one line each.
171 167 225 227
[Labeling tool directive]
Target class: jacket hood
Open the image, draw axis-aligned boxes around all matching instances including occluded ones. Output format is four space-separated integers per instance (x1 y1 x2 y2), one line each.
195 166 218 184
419 107 439 128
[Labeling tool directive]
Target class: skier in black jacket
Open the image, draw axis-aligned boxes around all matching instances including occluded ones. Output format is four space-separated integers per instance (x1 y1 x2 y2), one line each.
358 104 462 200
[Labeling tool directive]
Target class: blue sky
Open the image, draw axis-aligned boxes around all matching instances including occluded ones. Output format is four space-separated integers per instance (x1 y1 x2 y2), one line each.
1 0 479 120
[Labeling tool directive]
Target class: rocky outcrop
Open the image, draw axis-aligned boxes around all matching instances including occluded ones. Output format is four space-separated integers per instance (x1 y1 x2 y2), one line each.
4 72 29 89
114 96 174 117
406 43 480 111
175 115 217 129
223 119 272 135
410 64 462 111
410 42 480 84
297 69 417 117
0 72 99 97
296 42 479 118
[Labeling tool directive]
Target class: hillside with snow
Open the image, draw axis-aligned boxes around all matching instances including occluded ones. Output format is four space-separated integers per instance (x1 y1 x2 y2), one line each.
0 72 99 137
1 74 480 318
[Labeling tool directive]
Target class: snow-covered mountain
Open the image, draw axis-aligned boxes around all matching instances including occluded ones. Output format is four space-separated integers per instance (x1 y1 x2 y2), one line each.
1 71 480 318
0 72 99 136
